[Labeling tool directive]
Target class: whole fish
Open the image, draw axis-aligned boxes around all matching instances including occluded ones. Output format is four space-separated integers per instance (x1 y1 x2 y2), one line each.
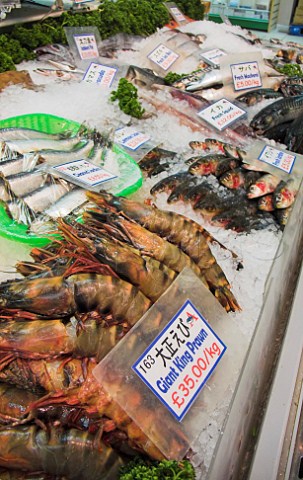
5 195 36 225
280 84 303 97
0 127 72 141
275 206 292 228
189 154 240 177
5 136 84 154
125 65 165 89
150 172 191 195
219 168 246 189
34 68 80 81
38 139 95 166
257 194 275 211
186 70 223 91
22 181 72 213
250 95 303 134
236 88 283 106
193 193 225 219
264 121 292 144
284 111 303 153
273 179 297 209
167 176 200 203
183 182 213 205
0 154 41 176
0 170 49 200
247 174 281 199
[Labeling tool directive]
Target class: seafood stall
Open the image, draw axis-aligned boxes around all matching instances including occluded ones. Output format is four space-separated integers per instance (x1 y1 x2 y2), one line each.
0 8 303 479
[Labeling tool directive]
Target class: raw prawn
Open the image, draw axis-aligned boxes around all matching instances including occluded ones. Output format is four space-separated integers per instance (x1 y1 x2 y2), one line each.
0 273 151 325
0 425 123 480
86 192 240 312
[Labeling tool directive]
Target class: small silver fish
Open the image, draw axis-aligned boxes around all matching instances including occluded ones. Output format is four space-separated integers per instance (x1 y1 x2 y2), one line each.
38 140 95 166
186 70 223 91
3 170 50 197
0 127 71 142
6 136 84 154
22 180 72 213
0 154 41 176
44 188 88 219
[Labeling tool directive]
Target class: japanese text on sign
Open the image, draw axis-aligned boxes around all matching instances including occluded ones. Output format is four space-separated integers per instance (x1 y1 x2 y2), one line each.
169 6 186 22
258 145 296 174
148 44 179 71
54 159 117 187
201 48 226 66
231 61 262 91
74 34 99 60
115 127 150 151
82 62 117 87
132 300 226 421
198 98 246 131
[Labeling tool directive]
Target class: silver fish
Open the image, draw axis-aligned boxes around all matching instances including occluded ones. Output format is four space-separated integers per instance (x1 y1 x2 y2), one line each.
44 188 88 218
1 170 50 198
0 154 41 176
0 127 72 142
6 136 84 154
5 196 36 225
186 70 223 91
37 140 95 166
22 181 72 213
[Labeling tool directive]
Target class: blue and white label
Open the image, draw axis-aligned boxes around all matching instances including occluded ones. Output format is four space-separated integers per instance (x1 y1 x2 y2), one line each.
169 6 186 22
115 127 150 151
82 62 117 87
132 300 226 421
201 48 226 67
231 61 262 91
73 34 99 60
54 159 117 186
148 44 179 71
258 145 296 174
198 98 246 131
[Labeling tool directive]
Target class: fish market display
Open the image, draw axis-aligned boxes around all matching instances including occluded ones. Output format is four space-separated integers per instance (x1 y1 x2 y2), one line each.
141 137 296 231
0 189 241 477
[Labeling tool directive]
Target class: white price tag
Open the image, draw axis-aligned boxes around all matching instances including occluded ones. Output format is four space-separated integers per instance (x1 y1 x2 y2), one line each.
201 48 226 67
82 62 117 87
170 6 186 22
133 300 226 421
198 98 246 131
74 34 99 60
54 159 117 187
231 61 262 91
148 43 179 71
258 145 296 174
115 127 150 151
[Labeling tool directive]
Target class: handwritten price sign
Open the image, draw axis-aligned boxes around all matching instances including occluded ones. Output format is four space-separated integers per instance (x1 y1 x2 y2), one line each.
231 61 262 91
74 34 99 60
198 98 246 131
148 44 179 71
54 159 117 187
82 62 117 87
115 127 150 151
133 300 226 421
258 145 296 174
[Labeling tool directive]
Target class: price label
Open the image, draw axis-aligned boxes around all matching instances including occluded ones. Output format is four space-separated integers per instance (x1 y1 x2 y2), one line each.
231 61 262 91
198 98 246 131
133 300 226 421
54 159 117 186
200 48 226 67
148 44 179 71
115 127 150 151
82 62 117 87
258 145 296 174
74 34 99 60
169 6 186 22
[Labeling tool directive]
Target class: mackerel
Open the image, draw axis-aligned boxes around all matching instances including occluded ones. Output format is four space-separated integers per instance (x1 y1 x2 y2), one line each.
250 95 303 134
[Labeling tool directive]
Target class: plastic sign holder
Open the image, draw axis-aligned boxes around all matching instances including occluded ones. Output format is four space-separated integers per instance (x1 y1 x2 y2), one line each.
93 268 245 460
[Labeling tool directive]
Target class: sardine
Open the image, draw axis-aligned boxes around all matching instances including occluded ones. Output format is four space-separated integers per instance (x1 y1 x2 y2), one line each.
273 179 297 209
247 174 281 199
0 170 49 199
38 140 95 166
0 154 41 176
250 95 303 134
5 196 37 225
43 187 87 218
5 136 84 155
0 127 72 142
22 181 72 213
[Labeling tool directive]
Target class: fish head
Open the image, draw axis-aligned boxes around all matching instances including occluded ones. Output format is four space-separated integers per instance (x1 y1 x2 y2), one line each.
247 184 262 199
250 112 274 133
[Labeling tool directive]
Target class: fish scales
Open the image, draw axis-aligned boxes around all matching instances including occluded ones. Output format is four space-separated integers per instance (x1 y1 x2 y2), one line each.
250 95 303 133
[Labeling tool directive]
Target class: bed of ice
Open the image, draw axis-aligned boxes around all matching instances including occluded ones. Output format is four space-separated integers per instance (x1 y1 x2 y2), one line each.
0 19 291 476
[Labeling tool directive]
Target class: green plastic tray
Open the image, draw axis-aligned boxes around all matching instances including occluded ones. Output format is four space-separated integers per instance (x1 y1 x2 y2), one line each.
0 113 143 246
